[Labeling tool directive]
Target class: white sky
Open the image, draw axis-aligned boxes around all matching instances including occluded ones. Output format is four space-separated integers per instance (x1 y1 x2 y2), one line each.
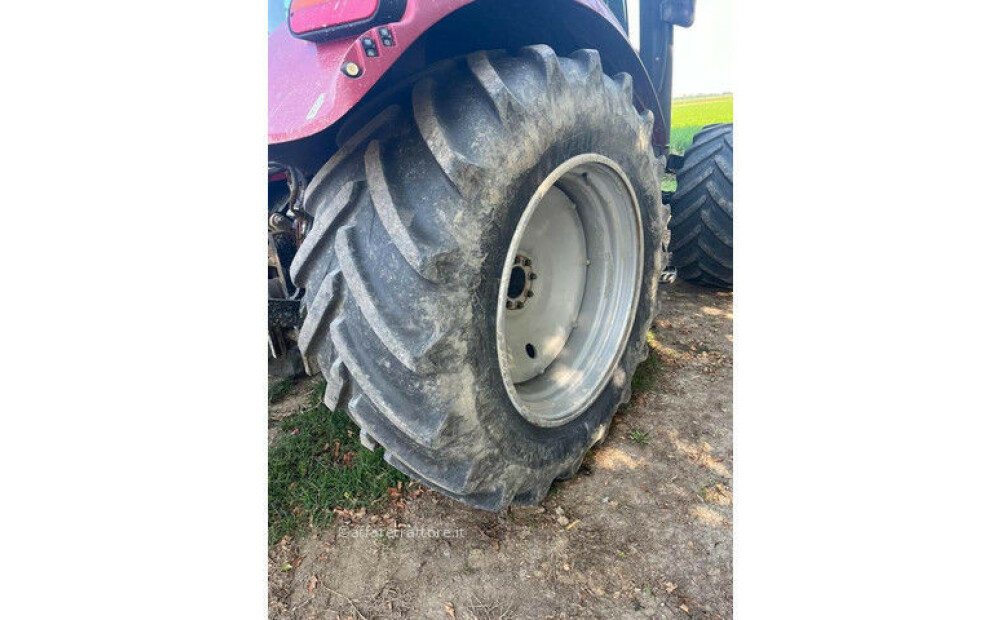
626 0 733 96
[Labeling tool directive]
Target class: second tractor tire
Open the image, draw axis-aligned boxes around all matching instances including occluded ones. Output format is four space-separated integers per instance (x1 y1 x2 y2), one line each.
669 123 733 288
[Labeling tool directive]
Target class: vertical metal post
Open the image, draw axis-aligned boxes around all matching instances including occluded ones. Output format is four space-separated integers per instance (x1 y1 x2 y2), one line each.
659 23 674 141
638 1 676 151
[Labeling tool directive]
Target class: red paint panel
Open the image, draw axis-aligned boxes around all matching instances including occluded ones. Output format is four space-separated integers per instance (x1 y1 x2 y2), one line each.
289 0 379 34
269 0 631 145
270 0 475 144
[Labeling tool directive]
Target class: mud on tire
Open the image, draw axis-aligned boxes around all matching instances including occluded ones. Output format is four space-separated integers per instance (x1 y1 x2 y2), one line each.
668 123 733 289
290 45 667 510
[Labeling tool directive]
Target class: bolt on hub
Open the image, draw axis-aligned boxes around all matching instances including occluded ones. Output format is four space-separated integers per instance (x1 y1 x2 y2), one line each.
505 255 537 310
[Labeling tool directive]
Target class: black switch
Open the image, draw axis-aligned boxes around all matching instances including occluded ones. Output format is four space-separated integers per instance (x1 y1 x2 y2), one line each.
378 27 394 46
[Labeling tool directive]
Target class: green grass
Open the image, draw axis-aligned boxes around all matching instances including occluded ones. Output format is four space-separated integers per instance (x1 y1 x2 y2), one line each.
268 377 295 404
670 95 733 132
668 94 733 156
628 430 651 445
663 93 733 192
630 332 663 395
268 381 408 544
667 126 701 157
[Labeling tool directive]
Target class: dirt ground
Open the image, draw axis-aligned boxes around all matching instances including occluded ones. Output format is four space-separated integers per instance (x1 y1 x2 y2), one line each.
269 281 733 619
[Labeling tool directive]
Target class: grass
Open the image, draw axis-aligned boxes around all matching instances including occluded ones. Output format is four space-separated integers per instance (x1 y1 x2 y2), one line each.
628 430 651 445
663 93 733 192
630 332 664 396
268 377 295 404
268 380 408 544
670 95 734 134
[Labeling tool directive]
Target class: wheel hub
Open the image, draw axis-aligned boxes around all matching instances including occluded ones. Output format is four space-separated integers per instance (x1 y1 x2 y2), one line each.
496 154 643 428
505 255 536 310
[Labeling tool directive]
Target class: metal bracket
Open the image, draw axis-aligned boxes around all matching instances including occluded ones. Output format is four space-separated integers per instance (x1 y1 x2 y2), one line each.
660 265 678 284
660 0 695 27
660 187 678 284
268 229 299 300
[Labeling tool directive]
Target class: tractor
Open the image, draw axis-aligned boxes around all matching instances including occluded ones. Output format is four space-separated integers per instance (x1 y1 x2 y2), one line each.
268 0 733 510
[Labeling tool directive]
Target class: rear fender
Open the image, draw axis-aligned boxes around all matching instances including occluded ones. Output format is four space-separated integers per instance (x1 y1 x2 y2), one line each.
269 0 666 160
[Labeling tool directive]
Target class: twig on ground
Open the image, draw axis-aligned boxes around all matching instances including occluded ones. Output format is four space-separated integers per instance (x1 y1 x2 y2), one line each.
321 583 369 620
467 593 515 620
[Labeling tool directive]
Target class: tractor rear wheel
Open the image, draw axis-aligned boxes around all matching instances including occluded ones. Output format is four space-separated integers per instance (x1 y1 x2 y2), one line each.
669 123 733 288
290 46 667 510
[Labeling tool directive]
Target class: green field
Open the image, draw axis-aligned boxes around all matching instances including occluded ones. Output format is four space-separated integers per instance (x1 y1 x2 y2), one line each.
663 93 732 190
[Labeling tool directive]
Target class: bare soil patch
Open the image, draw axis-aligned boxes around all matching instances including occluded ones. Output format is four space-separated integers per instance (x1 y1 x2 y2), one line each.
269 281 733 619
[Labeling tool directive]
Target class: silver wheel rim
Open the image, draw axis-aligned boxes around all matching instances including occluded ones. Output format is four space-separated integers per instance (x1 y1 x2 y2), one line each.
496 154 643 427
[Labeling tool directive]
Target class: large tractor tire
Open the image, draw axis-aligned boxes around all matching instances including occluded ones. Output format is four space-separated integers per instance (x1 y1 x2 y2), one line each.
290 46 668 510
668 123 733 288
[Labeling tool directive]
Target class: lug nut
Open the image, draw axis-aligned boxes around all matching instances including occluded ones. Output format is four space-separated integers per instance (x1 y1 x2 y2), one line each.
516 301 524 309
526 290 534 298
529 273 537 280
506 300 514 310
523 259 532 267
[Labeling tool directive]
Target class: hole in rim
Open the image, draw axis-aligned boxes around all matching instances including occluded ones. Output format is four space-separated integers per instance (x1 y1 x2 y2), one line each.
525 343 536 359
507 265 527 299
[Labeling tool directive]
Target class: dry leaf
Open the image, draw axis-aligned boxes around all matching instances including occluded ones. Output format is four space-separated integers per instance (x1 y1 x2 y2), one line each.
307 575 318 593
444 601 456 619
680 604 690 613
665 582 677 593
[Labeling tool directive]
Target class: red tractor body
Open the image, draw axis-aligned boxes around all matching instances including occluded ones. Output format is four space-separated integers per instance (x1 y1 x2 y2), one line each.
269 0 668 148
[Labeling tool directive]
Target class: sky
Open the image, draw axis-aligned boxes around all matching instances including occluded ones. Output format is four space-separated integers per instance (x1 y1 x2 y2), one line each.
627 0 733 96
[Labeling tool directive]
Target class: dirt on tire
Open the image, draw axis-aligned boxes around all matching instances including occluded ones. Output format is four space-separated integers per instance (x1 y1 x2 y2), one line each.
269 281 733 619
